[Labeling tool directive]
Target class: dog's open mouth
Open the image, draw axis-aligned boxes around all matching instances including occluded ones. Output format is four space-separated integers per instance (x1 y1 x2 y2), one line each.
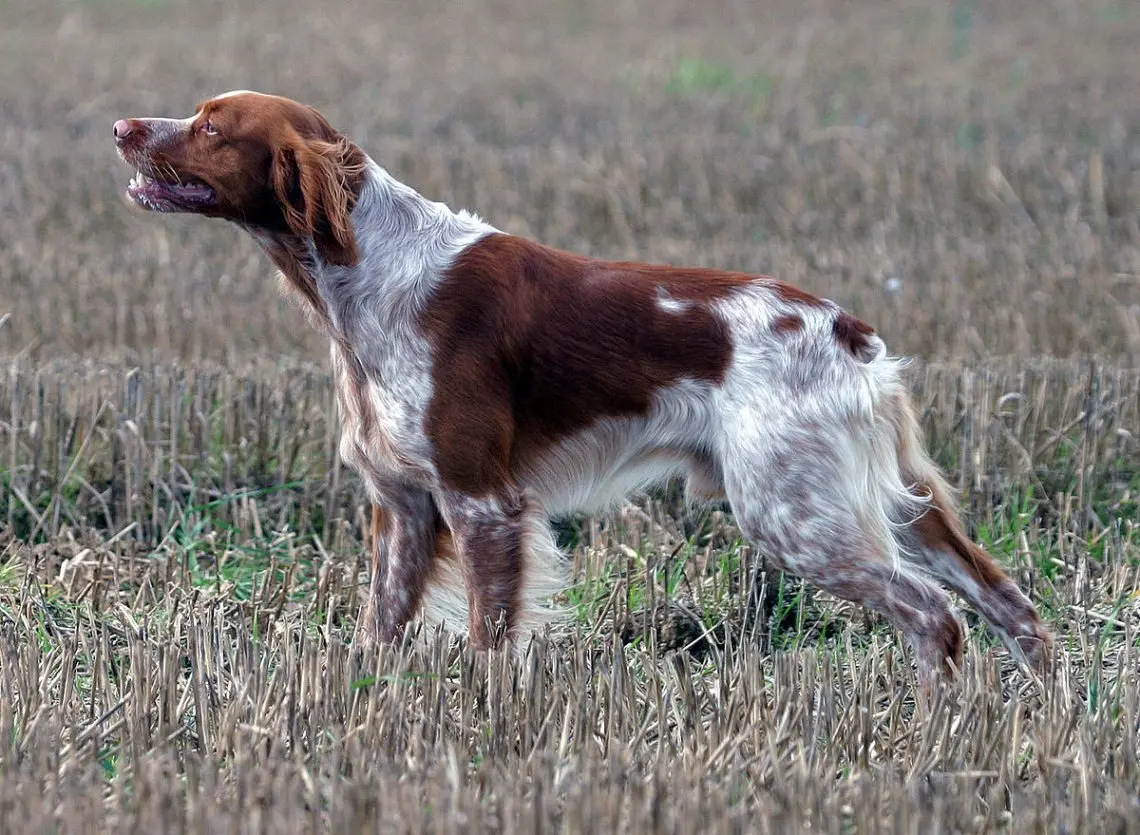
126 170 216 211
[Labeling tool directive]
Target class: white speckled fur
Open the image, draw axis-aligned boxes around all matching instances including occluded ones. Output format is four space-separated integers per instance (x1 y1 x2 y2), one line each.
709 286 926 570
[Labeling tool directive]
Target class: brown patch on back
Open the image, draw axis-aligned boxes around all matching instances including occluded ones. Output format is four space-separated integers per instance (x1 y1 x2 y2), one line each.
833 311 878 361
773 280 828 307
771 313 805 335
420 234 759 495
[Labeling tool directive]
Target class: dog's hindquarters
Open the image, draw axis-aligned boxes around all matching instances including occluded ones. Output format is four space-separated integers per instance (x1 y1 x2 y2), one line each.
715 312 1051 678
715 346 967 680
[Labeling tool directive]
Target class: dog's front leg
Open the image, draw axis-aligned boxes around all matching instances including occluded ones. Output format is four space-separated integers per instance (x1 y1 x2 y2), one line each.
357 485 441 649
435 488 527 650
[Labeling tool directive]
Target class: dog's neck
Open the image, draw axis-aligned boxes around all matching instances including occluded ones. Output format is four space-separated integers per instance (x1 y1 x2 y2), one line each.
319 160 496 335
250 158 497 343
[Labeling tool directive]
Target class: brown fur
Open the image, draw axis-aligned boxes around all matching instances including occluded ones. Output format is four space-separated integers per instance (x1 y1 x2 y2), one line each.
832 311 878 361
910 484 1053 671
116 92 368 317
272 136 366 266
771 313 806 335
420 233 763 496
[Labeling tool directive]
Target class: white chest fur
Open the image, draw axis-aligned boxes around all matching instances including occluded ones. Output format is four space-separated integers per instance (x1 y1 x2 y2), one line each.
330 340 438 495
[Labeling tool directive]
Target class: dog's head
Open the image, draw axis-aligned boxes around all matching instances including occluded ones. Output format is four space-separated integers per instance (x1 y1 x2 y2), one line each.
113 90 365 265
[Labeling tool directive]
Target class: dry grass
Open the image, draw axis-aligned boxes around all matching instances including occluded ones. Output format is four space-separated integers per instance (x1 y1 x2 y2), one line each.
2 0 1140 830
1 358 1138 831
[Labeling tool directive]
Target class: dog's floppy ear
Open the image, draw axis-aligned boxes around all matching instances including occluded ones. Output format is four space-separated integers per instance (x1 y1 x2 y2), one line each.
273 136 362 267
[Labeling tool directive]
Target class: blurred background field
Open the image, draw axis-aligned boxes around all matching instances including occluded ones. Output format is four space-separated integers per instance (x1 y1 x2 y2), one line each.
1 0 1139 831
1 0 1139 363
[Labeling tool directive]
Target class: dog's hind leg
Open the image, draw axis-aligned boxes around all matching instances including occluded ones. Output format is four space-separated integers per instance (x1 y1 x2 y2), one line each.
893 400 1054 673
719 422 965 687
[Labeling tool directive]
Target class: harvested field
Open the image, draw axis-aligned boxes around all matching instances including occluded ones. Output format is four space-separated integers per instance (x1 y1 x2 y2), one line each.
1 0 1139 831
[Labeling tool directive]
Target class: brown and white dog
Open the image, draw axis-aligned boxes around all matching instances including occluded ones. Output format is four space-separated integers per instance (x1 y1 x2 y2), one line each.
114 90 1052 682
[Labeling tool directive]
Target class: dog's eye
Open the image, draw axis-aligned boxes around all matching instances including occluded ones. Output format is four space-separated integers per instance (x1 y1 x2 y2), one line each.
202 119 218 136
